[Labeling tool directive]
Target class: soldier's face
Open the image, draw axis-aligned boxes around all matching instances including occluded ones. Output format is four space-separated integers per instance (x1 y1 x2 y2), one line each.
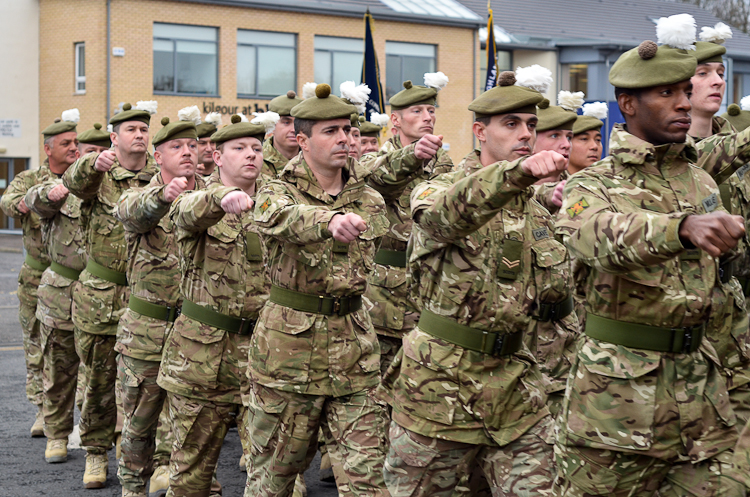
690 62 726 115
214 137 263 184
569 130 603 174
112 121 149 154
348 127 362 159
78 143 109 156
154 138 198 180
473 113 537 164
273 116 298 151
534 129 573 162
621 81 692 145
298 119 351 171
45 131 79 168
196 137 214 163
392 105 436 145
361 136 379 154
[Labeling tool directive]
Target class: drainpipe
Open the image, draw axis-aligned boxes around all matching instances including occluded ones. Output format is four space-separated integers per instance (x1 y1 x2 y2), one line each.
106 0 111 122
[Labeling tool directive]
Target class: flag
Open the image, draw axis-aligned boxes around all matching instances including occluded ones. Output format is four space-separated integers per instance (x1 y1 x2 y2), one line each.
484 5 498 91
361 9 385 117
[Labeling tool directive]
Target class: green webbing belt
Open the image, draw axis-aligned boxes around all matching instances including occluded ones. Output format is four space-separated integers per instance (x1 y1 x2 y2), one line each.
373 249 407 268
585 314 704 354
181 300 255 335
269 285 362 316
718 183 733 213
85 259 128 286
417 309 523 356
532 296 574 322
50 261 81 281
128 295 180 323
24 254 50 272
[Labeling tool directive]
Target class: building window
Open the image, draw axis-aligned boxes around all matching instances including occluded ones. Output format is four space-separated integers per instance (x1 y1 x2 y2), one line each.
734 72 746 105
153 23 218 95
314 36 363 92
75 42 86 94
479 49 511 92
385 41 436 100
237 30 296 98
563 63 588 94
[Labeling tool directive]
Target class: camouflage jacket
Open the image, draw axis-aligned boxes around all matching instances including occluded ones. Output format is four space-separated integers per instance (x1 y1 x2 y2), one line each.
555 124 738 462
382 150 578 446
63 152 159 335
261 137 291 179
250 154 389 397
114 172 206 362
534 169 569 215
157 172 269 402
360 134 454 339
25 176 87 330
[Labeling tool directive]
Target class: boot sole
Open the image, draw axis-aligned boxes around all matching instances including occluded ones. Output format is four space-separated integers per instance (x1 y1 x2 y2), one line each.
46 455 67 463
84 481 106 489
31 430 45 437
148 491 167 497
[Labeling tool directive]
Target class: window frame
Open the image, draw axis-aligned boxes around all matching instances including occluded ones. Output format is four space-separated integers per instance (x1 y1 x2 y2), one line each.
384 41 437 100
314 35 363 90
236 30 297 99
152 22 219 97
75 42 86 94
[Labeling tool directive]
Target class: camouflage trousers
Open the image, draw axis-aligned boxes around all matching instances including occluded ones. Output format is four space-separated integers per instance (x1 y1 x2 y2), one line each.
18 286 43 406
243 383 390 497
155 401 174 468
165 392 240 497
384 417 555 497
553 444 746 496
733 419 750 489
377 334 402 378
75 329 118 453
40 324 79 439
117 355 168 493
730 382 750 426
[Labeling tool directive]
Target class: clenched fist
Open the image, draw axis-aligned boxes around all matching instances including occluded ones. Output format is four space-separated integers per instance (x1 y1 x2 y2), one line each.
221 191 254 214
521 150 567 180
329 212 367 243
679 211 745 257
551 180 566 208
17 199 29 214
164 177 189 203
94 150 116 172
414 134 443 161
47 184 69 203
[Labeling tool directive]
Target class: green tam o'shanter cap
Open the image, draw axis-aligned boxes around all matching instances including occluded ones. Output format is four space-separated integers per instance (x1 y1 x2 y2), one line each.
42 108 79 138
109 101 156 126
721 98 750 131
536 91 583 132
359 122 382 137
694 22 732 63
211 114 267 144
77 123 111 148
196 112 222 139
151 107 199 148
291 84 357 121
350 114 364 129
468 71 545 117
389 72 448 110
573 101 608 135
269 91 304 116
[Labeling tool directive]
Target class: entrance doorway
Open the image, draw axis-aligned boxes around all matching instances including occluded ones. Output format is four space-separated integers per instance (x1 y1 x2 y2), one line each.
0 158 30 231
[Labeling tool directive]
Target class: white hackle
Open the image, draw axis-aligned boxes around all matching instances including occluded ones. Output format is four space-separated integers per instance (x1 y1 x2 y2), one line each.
741 95 750 111
177 105 202 125
340 81 371 114
204 112 222 128
582 102 608 120
302 82 318 100
135 100 158 115
700 22 733 44
251 111 281 133
238 113 249 123
369 111 390 127
558 91 585 112
515 65 553 94
61 108 80 123
423 71 449 91
656 13 697 51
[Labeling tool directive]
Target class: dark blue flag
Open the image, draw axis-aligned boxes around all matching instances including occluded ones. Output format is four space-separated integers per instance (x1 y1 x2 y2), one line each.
484 7 498 91
361 10 385 118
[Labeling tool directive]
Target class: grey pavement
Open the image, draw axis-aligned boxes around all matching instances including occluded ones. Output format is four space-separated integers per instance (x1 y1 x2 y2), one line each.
0 239 339 497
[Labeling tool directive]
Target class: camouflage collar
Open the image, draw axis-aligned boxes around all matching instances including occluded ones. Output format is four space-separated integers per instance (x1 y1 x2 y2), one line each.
281 153 369 204
458 149 530 207
110 152 158 182
210 168 263 196
690 115 735 144
609 123 697 175
262 136 291 172
150 171 207 191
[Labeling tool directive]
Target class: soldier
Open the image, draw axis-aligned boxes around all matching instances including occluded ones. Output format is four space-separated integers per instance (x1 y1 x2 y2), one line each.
381 71 568 497
349 115 363 160
359 116 384 156
1 110 77 437
568 103 607 176
114 108 202 497
63 101 159 489
157 115 269 497
554 21 745 495
78 123 113 157
262 90 303 178
196 112 221 177
246 83 390 497
360 73 454 375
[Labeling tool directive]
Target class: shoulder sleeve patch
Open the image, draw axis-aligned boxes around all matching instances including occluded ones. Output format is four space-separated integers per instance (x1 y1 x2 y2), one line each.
566 198 590 219
259 199 271 213
417 187 436 200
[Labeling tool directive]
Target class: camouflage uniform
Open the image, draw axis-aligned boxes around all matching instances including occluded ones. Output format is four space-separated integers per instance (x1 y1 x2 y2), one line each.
157 172 268 497
380 149 571 497
245 154 390 497
261 137 291 179
361 134 453 375
63 152 159 454
25 175 86 441
554 124 743 496
0 162 52 409
114 172 206 494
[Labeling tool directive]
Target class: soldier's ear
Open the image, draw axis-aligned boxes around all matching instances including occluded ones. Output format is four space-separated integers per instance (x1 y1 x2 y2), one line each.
472 121 487 143
296 132 310 152
617 93 637 118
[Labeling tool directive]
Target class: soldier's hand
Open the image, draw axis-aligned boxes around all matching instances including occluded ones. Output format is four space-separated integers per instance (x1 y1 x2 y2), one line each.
17 199 29 214
551 180 566 208
679 211 745 257
329 213 367 243
220 191 254 214
47 184 69 202
94 150 116 172
164 177 189 203
414 134 443 160
522 150 567 179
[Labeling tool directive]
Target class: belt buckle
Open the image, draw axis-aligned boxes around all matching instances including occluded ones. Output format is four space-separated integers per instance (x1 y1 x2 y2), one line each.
492 333 506 356
332 297 342 315
536 302 552 322
165 305 180 322
239 317 248 335
719 266 725 282
681 327 695 354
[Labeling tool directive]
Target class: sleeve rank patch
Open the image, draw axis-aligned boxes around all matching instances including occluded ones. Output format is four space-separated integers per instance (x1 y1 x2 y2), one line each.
566 198 589 219
702 193 718 213
259 199 271 213
417 187 436 200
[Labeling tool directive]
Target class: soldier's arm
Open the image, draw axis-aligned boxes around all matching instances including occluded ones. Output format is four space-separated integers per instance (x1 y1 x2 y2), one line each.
533 181 562 214
362 143 426 199
116 184 171 234
25 179 66 219
555 174 686 273
696 127 750 185
411 157 537 243
169 185 239 232
0 170 33 219
62 153 104 200
254 181 341 245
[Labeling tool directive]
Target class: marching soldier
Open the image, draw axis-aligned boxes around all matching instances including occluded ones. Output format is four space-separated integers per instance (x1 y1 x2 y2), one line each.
381 71 567 497
1 110 76 437
78 123 113 157
359 115 386 156
554 18 745 495
246 83 390 496
63 101 159 489
114 109 202 497
196 112 221 177
569 103 607 176
157 115 269 497
262 90 303 178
